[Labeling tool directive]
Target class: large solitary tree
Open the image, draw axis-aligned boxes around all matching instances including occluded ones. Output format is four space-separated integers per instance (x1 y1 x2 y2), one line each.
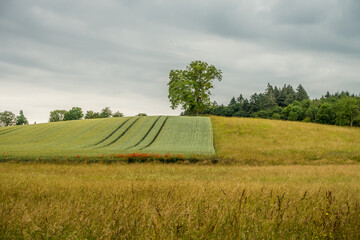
168 60 222 115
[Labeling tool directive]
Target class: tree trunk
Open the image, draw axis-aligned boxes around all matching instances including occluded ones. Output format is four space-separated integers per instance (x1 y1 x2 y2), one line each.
196 96 200 116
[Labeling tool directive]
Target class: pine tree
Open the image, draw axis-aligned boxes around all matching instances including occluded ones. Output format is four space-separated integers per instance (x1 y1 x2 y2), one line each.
265 83 274 96
228 97 237 106
295 84 309 102
16 110 29 125
236 94 244 103
284 85 296 106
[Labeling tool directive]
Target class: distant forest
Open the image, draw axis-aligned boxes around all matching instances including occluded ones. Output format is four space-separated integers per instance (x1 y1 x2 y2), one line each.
199 84 360 127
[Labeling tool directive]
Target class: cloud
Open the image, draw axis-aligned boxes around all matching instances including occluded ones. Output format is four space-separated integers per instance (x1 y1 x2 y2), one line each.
0 0 359 122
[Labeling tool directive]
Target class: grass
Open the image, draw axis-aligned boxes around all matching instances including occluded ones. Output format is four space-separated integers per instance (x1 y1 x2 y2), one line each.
0 116 215 162
2 116 360 238
1 163 360 239
211 116 360 165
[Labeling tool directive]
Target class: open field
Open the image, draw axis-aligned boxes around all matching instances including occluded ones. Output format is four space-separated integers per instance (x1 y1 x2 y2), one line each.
211 116 360 165
0 116 214 162
2 115 360 165
1 163 360 239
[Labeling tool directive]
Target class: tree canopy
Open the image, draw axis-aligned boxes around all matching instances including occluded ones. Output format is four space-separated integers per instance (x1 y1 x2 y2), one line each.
16 110 29 125
203 83 360 127
63 107 83 121
0 111 16 127
49 110 67 122
168 60 222 115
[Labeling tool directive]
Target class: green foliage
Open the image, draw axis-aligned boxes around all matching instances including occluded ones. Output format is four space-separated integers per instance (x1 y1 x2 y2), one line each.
49 110 67 122
0 111 16 126
100 107 112 118
137 113 147 116
228 97 236 106
85 108 122 119
335 96 360 127
63 107 83 121
168 60 222 115
295 84 309 102
271 113 281 120
85 110 100 119
112 111 124 117
16 110 28 125
206 83 360 127
281 101 304 121
316 103 335 125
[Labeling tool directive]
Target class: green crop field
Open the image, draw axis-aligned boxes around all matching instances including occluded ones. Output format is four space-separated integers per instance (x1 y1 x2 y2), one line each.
0 116 215 161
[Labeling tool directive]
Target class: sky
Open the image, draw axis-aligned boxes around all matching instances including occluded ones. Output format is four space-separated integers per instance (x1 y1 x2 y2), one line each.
1 0 359 123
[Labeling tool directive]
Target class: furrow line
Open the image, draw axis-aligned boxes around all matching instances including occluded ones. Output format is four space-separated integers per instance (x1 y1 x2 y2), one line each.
124 116 162 150
0 128 18 136
90 118 131 147
102 117 141 147
140 117 169 150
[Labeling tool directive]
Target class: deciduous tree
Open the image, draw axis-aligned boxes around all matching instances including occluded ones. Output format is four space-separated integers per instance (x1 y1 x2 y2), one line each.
0 111 16 126
335 96 360 127
64 107 83 121
100 107 112 118
168 60 222 115
112 111 124 117
49 110 67 122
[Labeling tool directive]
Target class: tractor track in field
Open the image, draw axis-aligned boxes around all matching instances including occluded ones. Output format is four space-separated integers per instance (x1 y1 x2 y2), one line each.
124 116 162 150
0 128 19 136
103 117 141 147
141 116 169 150
90 118 131 147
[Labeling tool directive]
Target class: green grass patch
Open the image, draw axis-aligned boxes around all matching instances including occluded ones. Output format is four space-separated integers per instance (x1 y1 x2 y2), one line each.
0 116 215 162
211 116 360 165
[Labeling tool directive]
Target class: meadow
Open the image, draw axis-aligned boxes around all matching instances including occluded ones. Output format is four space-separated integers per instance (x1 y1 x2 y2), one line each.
1 116 360 238
1 163 359 239
212 116 360 165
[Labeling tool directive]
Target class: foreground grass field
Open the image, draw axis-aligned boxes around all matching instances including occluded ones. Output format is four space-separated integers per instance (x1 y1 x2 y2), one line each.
1 163 359 239
211 116 360 165
0 116 214 161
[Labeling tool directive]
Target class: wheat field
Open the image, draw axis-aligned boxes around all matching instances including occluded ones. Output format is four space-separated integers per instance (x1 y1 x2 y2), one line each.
1 163 360 239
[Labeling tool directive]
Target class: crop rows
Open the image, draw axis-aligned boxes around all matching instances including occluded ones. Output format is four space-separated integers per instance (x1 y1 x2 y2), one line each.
0 116 215 161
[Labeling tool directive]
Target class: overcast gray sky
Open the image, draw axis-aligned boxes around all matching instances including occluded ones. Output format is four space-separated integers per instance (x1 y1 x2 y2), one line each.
1 0 359 123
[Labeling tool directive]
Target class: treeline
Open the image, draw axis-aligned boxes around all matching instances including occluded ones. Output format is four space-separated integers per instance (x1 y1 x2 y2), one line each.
202 84 360 127
0 110 28 127
0 106 147 127
49 107 124 122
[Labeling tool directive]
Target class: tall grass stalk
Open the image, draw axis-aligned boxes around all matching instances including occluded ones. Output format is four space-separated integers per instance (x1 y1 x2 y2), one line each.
1 163 359 239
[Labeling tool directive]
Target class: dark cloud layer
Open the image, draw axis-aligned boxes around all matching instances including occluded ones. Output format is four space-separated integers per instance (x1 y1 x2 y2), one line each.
1 0 359 123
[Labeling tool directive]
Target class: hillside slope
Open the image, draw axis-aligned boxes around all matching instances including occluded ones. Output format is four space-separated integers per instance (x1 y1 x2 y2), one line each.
0 116 215 161
211 116 360 165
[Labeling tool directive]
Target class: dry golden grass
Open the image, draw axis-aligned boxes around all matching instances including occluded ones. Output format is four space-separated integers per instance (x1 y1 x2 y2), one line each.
211 116 360 165
1 163 360 239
